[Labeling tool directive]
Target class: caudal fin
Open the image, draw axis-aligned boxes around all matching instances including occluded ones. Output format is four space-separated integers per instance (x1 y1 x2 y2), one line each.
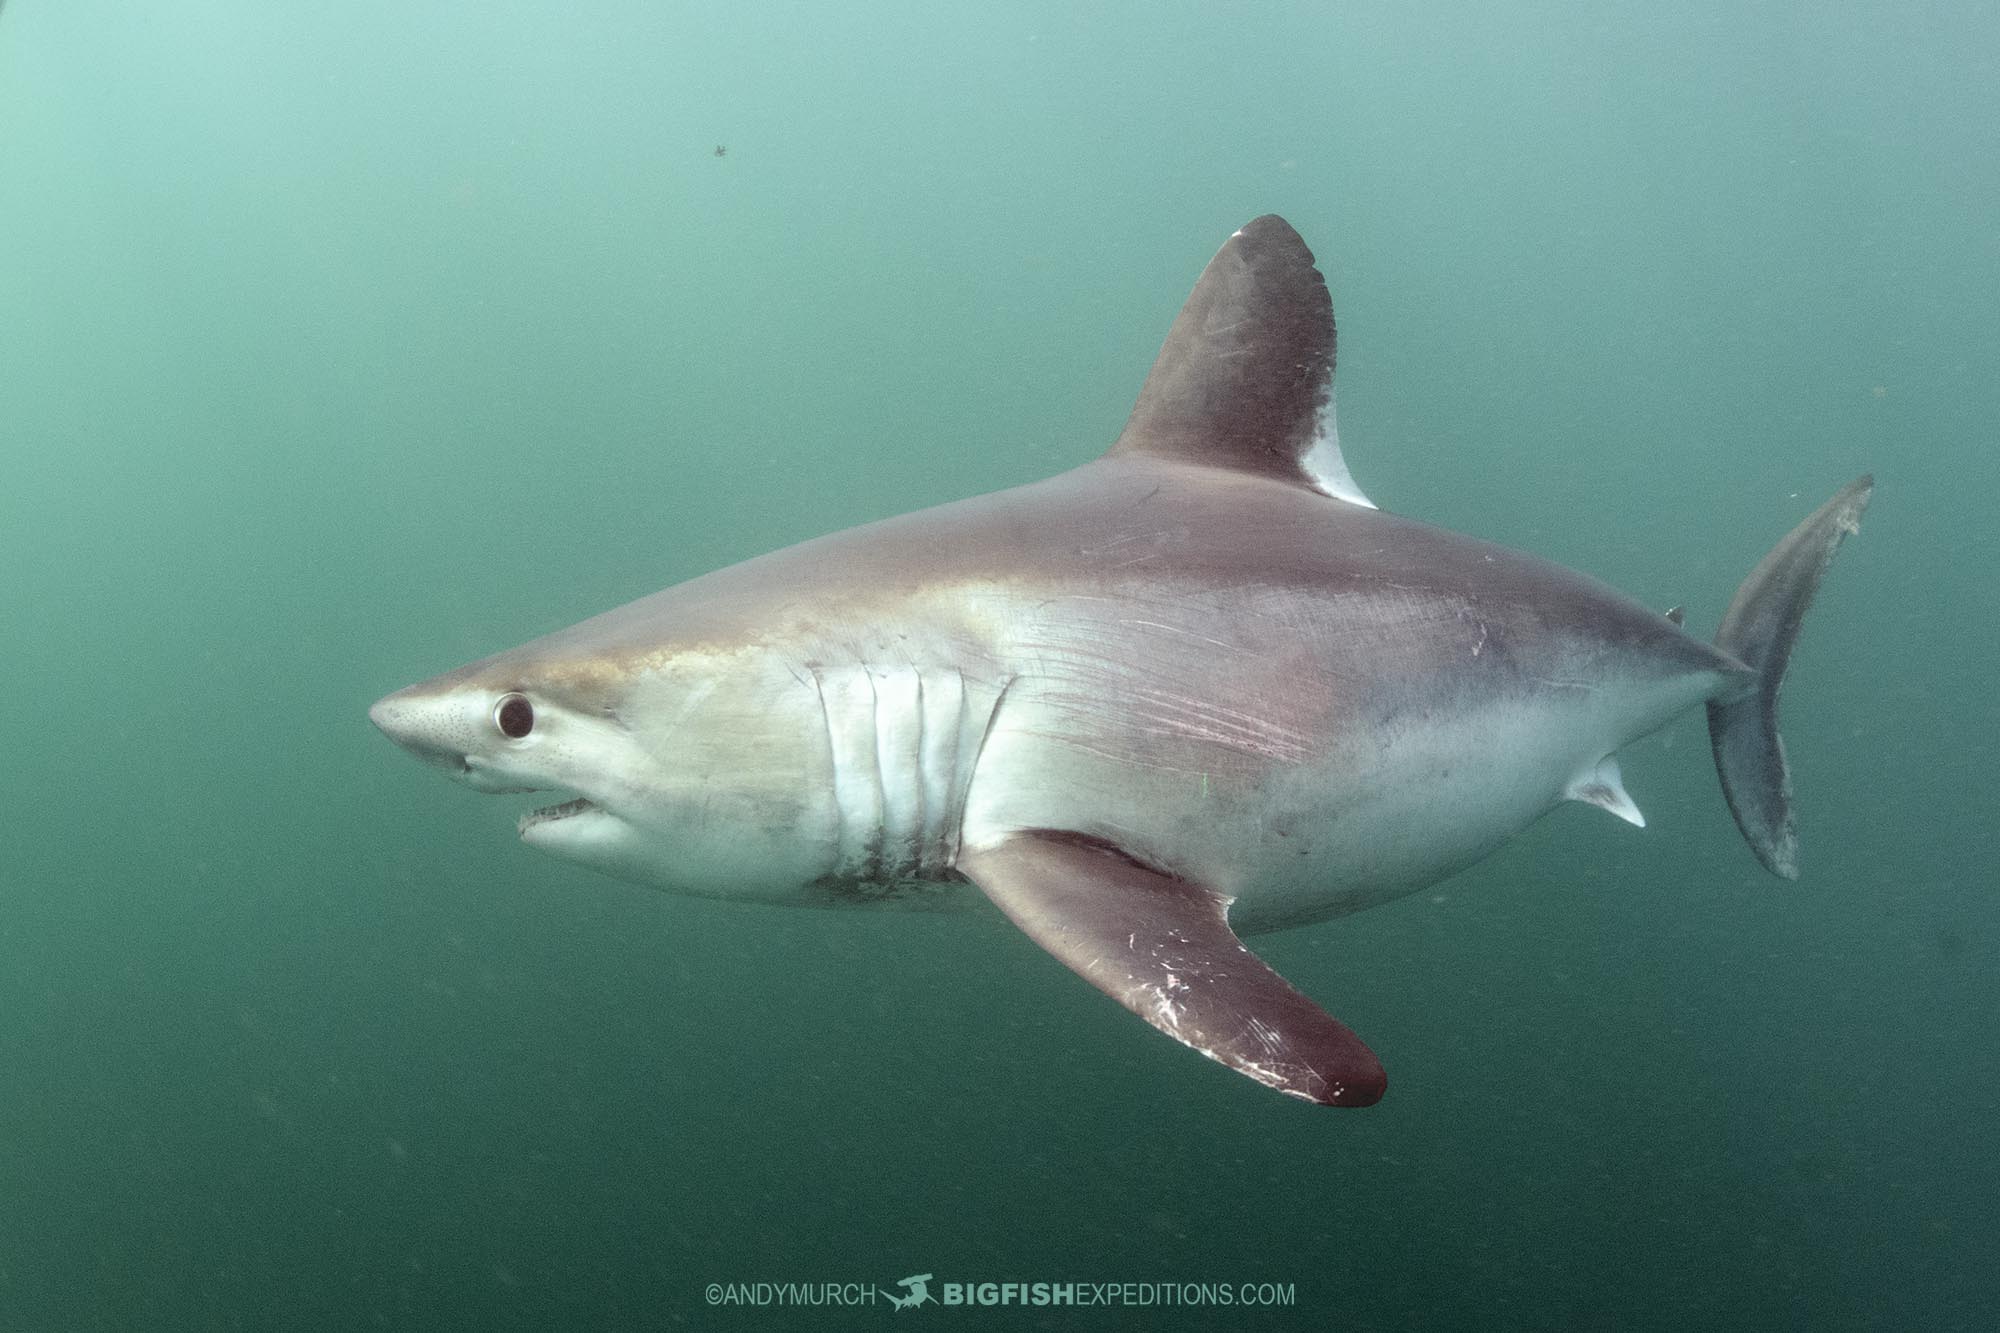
1708 476 1873 879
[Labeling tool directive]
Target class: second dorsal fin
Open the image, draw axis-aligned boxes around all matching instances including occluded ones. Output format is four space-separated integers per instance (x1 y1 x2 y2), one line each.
1106 215 1373 508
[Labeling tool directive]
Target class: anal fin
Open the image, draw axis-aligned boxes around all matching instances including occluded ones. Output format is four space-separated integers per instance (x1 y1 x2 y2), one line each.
957 831 1385 1107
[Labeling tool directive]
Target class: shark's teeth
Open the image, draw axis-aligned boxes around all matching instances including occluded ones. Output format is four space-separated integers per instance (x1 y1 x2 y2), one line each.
518 797 595 835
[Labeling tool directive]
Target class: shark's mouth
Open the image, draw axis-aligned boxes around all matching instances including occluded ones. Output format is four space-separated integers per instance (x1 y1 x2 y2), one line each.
518 796 596 836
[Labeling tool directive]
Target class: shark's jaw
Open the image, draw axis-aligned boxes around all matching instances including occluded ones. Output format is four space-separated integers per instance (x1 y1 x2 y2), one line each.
517 795 597 836
514 793 638 878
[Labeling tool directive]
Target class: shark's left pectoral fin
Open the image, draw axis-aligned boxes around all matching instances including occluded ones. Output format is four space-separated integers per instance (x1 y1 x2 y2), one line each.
957 831 1386 1107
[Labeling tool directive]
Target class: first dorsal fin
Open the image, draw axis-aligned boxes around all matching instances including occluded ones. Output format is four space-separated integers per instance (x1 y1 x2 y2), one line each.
1107 215 1374 508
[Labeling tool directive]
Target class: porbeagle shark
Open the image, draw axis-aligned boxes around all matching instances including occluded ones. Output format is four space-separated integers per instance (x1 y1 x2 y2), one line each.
372 216 1870 1107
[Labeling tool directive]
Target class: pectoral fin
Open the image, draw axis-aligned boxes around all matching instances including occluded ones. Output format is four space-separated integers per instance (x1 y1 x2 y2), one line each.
957 831 1386 1107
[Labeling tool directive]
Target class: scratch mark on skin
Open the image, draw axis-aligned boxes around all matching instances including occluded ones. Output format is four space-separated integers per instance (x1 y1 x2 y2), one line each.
1144 972 1193 1036
1031 593 1124 615
1118 687 1313 759
1119 619 1242 651
1035 733 1205 773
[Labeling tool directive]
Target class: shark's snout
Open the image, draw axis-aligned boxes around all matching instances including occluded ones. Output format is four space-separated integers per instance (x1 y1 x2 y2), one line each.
366 693 401 737
369 690 473 776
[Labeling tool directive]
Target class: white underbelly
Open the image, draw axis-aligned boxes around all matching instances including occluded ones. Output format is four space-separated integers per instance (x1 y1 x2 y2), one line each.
962 672 1714 935
1231 702 1593 930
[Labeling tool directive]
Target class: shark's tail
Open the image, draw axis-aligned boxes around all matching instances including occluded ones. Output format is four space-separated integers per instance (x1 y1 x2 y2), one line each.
1707 476 1873 879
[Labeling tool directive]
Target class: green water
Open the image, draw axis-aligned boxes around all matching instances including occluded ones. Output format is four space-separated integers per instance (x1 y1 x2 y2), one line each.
3 2 1994 1328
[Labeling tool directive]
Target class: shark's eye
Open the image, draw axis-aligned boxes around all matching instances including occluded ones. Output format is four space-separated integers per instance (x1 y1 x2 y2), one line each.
494 693 535 740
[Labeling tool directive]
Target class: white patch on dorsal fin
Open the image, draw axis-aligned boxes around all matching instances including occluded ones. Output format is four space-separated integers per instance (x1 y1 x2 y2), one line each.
1664 605 1685 626
1299 389 1375 509
1565 754 1645 827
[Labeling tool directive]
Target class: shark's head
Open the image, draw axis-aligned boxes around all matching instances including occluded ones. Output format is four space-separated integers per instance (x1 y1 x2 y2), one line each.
369 639 837 898
369 657 657 876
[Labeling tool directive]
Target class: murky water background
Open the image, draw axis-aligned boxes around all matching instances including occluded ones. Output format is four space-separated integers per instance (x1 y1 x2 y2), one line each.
2 2 1994 1327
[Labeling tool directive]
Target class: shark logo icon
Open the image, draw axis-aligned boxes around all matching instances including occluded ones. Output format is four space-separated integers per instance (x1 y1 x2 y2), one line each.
883 1273 934 1310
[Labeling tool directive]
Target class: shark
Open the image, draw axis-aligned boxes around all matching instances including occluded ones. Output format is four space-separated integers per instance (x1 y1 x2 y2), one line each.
370 215 1870 1107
